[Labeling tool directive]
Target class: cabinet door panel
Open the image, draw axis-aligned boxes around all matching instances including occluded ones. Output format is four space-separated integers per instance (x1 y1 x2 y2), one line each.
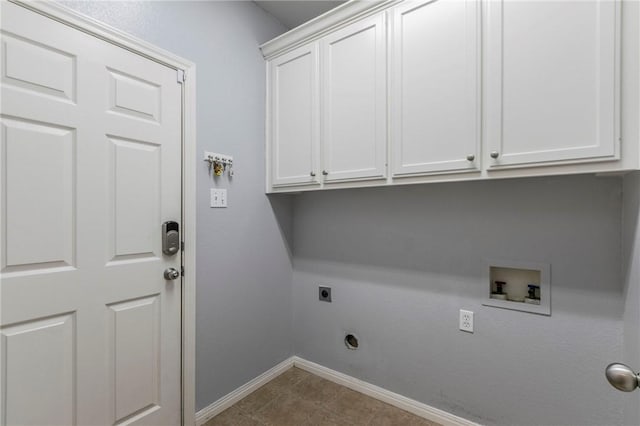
270 44 319 186
392 0 480 176
322 15 387 182
486 0 619 168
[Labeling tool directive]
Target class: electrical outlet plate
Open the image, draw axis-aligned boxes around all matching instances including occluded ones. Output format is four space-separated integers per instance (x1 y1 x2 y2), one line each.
459 309 474 333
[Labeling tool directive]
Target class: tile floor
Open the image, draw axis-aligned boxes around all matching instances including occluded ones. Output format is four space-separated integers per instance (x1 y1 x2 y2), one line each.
204 367 442 426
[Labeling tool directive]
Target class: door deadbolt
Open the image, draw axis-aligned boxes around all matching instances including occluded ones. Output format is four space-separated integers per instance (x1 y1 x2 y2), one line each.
162 221 180 256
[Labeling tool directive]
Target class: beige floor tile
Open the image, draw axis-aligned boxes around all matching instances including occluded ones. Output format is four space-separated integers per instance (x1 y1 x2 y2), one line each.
235 383 280 414
323 387 388 424
267 367 313 393
369 405 440 426
253 393 318 426
306 407 351 426
292 373 342 405
202 406 262 426
205 368 443 426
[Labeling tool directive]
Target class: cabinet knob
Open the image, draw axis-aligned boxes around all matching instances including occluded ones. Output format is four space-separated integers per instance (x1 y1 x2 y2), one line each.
322 170 328 176
466 154 475 162
310 171 316 177
490 151 500 159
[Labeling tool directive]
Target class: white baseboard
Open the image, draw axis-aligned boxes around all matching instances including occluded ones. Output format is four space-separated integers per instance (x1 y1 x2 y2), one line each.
195 356 480 426
194 357 294 426
292 356 480 426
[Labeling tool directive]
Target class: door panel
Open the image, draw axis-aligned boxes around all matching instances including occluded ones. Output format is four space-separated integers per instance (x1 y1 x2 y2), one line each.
391 0 480 176
108 295 161 424
485 0 619 168
2 118 75 271
322 14 387 182
109 137 161 260
108 69 161 123
2 32 76 102
1 313 76 426
0 3 182 425
270 43 319 187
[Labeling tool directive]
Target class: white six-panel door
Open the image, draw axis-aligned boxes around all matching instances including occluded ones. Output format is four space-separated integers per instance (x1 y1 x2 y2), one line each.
485 0 619 168
391 0 480 176
0 3 182 425
321 14 387 182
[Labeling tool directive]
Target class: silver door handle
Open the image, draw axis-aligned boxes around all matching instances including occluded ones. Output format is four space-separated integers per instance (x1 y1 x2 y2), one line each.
605 363 639 392
164 268 180 280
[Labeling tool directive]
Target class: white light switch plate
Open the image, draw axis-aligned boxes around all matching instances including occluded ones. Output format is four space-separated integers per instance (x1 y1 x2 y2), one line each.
210 188 227 208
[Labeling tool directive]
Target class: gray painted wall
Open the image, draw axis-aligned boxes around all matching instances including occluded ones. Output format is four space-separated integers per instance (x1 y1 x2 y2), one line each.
58 1 292 411
292 175 625 426
47 3 637 424
623 172 640 426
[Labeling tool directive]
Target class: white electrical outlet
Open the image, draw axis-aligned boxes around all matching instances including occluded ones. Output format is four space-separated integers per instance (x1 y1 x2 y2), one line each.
459 309 474 333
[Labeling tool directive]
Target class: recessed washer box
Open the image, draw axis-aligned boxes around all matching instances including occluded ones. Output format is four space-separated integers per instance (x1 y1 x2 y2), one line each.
483 259 551 316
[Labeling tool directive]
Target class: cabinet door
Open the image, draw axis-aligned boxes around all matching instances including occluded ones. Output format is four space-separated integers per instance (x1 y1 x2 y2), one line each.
391 0 480 176
486 0 620 168
269 43 319 187
321 14 387 182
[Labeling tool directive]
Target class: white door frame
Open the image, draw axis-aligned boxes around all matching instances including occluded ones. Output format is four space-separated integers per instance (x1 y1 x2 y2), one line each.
5 1 198 424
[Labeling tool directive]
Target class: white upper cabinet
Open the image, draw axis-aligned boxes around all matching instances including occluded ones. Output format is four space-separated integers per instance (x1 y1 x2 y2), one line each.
269 43 319 187
485 0 620 168
391 0 480 176
262 0 636 193
321 14 387 182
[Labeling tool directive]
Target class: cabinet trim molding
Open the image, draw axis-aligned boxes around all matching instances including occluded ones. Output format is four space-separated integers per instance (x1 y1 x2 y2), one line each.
260 0 401 60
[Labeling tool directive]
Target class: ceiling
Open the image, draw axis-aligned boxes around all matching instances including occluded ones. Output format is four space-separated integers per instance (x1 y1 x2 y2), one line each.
255 1 347 30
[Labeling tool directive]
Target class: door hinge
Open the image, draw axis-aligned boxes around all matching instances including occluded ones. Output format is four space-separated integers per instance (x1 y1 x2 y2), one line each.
181 241 185 251
177 69 186 84
181 265 185 277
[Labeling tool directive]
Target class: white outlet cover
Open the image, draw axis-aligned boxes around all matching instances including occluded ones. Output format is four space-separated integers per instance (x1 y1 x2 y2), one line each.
210 188 227 208
459 309 474 333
